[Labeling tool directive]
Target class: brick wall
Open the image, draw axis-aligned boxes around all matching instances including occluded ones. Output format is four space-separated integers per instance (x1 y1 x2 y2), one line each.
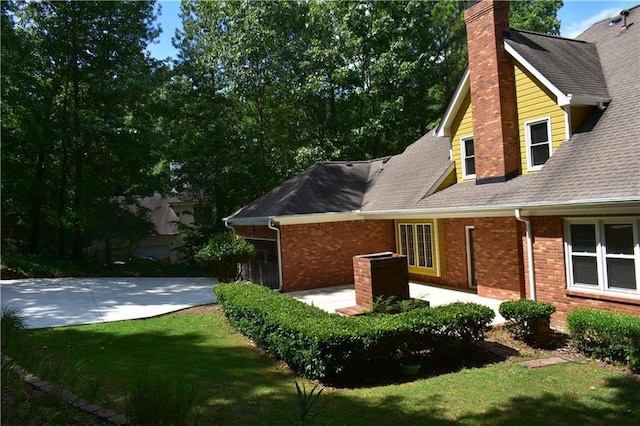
279 220 395 292
354 253 409 308
474 217 526 300
527 216 640 330
464 0 520 182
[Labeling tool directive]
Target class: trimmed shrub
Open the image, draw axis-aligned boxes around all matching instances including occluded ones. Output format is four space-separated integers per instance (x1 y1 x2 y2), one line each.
195 233 255 281
214 283 494 381
567 308 640 372
499 299 555 341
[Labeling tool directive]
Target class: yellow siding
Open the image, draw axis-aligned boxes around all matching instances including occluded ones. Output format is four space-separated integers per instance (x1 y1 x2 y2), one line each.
570 106 593 134
395 218 441 277
514 63 567 173
450 93 474 182
434 168 457 193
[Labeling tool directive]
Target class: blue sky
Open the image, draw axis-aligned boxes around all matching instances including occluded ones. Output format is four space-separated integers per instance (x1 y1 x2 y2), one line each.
147 1 639 61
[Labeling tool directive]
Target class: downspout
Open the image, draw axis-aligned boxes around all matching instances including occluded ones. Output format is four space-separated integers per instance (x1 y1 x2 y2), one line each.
515 209 536 300
224 219 234 232
268 218 284 292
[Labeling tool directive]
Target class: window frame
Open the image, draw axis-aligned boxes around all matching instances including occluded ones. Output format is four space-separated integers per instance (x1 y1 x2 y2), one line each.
397 222 435 271
525 117 552 171
564 218 640 297
460 135 476 180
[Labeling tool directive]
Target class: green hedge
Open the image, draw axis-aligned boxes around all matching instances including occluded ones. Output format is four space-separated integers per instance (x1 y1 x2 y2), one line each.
214 283 495 381
499 299 555 339
567 308 640 372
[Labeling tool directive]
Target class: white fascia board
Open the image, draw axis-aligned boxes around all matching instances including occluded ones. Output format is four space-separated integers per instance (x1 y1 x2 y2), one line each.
224 216 273 226
503 42 570 106
274 211 363 226
564 94 611 106
436 68 470 138
360 199 640 219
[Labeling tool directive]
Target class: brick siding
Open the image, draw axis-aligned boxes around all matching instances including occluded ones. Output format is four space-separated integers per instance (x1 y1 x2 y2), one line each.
279 220 395 292
527 215 640 330
464 0 520 182
474 217 526 300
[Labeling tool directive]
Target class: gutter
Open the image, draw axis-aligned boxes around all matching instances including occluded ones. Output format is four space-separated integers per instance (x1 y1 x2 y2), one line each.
515 209 536 301
268 217 284 292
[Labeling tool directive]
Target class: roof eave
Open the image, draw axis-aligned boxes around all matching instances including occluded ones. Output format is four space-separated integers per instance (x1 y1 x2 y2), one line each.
503 41 570 105
436 68 470 138
561 94 611 107
360 198 640 219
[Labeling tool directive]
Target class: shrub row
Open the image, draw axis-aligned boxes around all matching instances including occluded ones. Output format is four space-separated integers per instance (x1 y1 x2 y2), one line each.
499 299 555 340
214 283 494 381
567 308 640 372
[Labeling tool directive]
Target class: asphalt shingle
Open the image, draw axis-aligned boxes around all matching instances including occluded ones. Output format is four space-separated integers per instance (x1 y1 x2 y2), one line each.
227 6 640 222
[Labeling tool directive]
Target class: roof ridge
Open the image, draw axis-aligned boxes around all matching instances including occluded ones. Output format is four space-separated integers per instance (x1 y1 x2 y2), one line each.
508 28 590 44
279 163 320 214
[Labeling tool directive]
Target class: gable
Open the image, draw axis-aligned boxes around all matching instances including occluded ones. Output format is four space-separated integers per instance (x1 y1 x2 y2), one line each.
514 62 567 174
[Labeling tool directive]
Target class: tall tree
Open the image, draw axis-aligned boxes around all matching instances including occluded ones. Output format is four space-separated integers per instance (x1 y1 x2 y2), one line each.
2 1 163 261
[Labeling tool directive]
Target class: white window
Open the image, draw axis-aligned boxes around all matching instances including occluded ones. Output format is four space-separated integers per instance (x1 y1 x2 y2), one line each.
526 118 552 171
565 219 640 296
461 136 475 179
398 223 434 269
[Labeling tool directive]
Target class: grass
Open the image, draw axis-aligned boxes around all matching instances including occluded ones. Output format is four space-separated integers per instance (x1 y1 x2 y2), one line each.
5 306 640 425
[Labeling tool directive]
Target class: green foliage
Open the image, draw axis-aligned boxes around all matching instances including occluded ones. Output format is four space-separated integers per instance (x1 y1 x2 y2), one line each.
499 299 556 339
214 282 494 381
125 371 201 426
195 233 256 282
1 0 164 260
369 295 430 314
0 253 211 278
1 306 27 354
509 0 563 35
567 308 640 372
289 380 325 425
370 295 398 314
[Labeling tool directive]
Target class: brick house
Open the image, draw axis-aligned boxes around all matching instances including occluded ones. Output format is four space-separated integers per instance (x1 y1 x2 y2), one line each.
225 1 640 328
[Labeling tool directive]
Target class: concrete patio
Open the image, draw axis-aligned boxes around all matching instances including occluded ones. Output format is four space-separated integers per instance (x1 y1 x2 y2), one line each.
289 282 506 325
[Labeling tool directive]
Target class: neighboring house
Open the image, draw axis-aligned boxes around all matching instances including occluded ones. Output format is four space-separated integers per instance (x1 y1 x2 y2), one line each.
90 193 196 263
225 1 640 328
134 194 196 263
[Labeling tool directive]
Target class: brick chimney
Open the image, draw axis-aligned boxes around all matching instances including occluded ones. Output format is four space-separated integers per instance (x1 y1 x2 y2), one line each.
464 0 520 184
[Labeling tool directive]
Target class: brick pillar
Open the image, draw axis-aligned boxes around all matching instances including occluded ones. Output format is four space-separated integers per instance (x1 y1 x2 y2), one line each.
464 0 520 184
353 252 409 309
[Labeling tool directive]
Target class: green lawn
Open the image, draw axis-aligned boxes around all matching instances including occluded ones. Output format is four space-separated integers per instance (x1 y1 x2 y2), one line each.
10 308 640 425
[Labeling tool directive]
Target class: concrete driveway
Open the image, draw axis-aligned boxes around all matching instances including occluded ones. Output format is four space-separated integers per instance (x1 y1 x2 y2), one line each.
0 277 218 329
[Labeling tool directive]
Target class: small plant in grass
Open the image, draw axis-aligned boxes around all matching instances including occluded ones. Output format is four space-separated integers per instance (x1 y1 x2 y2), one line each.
1 306 28 354
499 299 555 344
125 371 201 426
289 380 324 425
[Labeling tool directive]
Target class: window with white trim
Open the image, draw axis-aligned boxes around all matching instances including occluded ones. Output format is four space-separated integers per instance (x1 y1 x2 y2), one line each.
398 223 433 269
461 136 475 179
526 118 552 170
565 219 640 295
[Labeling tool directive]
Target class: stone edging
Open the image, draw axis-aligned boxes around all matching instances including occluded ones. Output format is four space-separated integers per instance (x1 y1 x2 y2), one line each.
4 356 128 425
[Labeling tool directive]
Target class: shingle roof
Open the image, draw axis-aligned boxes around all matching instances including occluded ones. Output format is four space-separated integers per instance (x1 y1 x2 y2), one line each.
227 6 640 223
504 29 609 99
229 161 371 219
361 132 452 211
